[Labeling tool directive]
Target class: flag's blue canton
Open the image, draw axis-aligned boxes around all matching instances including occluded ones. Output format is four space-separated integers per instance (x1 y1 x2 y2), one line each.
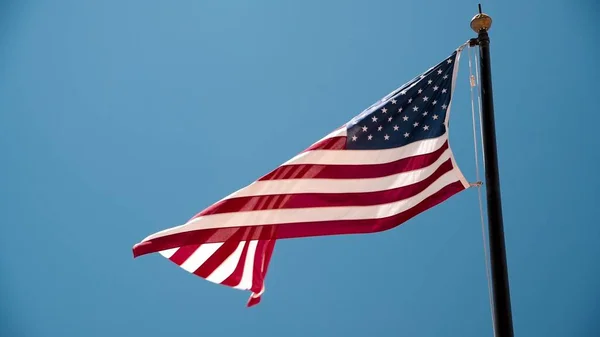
346 52 457 150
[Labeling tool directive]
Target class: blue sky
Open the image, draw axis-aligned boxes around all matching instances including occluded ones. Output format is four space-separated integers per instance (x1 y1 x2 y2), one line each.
1 0 599 336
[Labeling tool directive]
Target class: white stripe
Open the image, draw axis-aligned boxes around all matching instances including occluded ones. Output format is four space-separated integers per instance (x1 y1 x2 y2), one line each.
230 148 453 197
143 149 454 242
199 134 449 210
180 243 222 273
233 241 258 290
443 44 465 126
282 134 446 166
442 45 470 192
142 168 462 241
166 241 257 290
205 241 246 284
159 248 178 259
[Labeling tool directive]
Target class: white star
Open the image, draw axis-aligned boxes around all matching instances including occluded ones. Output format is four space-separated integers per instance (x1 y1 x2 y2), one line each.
442 88 447 94
423 96 429 102
413 106 419 112
404 132 410 138
432 114 439 120
393 125 399 131
400 90 407 95
388 117 393 122
428 79 433 85
447 59 452 64
398 107 403 113
442 104 447 110
391 99 397 104
433 86 439 91
418 89 423 94
372 116 378 122
443 74 448 79
378 125 383 131
368 134 373 140
437 69 443 75
423 125 429 131
413 122 419 127
352 135 358 141
384 134 390 140
432 100 437 105
408 98 413 103
402 116 409 121
362 126 368 132
422 111 428 116
382 108 388 113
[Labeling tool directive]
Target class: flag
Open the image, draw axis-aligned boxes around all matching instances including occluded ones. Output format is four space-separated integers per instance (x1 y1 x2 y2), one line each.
133 43 471 306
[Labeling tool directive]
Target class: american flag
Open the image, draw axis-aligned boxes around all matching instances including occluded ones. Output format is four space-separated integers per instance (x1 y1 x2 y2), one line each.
133 45 471 306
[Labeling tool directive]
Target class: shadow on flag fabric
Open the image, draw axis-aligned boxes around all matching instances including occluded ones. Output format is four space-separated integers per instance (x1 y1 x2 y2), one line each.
132 42 472 307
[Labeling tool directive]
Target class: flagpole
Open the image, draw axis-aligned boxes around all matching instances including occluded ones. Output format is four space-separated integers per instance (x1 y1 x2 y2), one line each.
470 5 515 337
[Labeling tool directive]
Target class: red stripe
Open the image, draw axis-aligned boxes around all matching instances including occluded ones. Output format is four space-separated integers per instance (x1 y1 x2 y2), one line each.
303 136 347 152
259 141 449 181
197 159 454 216
193 227 249 278
251 227 277 293
247 294 261 307
132 181 466 257
247 231 277 307
169 244 201 265
246 237 276 307
250 240 268 292
220 227 258 287
220 240 251 287
257 136 347 181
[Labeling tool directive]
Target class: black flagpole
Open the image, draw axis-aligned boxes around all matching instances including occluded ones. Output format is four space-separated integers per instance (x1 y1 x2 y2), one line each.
469 5 515 337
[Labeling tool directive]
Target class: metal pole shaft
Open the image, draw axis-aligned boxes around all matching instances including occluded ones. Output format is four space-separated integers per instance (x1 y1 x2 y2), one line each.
476 24 515 337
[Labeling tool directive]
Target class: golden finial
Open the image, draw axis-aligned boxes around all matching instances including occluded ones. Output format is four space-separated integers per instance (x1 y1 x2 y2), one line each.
470 4 492 33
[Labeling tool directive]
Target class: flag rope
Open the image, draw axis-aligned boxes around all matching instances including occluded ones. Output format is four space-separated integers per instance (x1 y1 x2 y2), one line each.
468 44 497 337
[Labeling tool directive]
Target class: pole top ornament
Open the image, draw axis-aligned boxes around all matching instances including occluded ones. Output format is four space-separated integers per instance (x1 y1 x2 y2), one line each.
470 4 492 33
